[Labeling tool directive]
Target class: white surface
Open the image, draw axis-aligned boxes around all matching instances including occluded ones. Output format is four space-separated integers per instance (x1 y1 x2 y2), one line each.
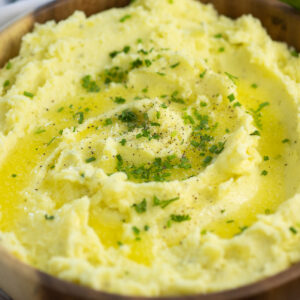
0 0 52 28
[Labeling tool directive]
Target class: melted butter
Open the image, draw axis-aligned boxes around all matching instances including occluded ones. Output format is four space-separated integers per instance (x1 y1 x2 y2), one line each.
208 81 287 238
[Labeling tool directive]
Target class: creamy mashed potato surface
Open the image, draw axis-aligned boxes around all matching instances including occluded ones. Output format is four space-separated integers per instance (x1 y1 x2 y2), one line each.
0 0 300 295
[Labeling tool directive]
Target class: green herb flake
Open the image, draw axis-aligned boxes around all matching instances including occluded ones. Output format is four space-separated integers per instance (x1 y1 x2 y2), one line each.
250 130 260 136
264 156 269 161
218 47 225 52
202 156 213 167
170 214 191 222
144 225 150 231
114 97 126 104
233 102 241 107
170 62 180 68
45 214 55 221
81 75 100 93
85 157 96 163
104 118 113 126
120 138 127 146
199 70 207 78
120 14 131 22
47 137 56 146
132 198 147 213
11 174 17 178
74 112 84 124
35 128 46 134
132 226 140 235
290 226 298 234
282 138 290 144
224 72 238 84
200 101 207 107
227 93 235 102
24 91 34 98
145 59 152 67
261 170 268 176
153 195 180 208
57 107 64 112
226 220 234 224
251 83 258 88
290 50 299 57
214 33 223 38
6 61 12 70
3 80 10 88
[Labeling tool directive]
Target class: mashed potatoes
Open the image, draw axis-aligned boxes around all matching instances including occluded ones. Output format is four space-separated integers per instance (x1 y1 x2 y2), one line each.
0 0 300 296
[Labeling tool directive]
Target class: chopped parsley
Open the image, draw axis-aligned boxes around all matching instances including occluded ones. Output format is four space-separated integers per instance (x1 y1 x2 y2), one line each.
118 109 137 123
3 80 10 88
224 72 238 84
74 112 84 124
45 214 55 220
81 75 100 93
144 225 150 231
57 107 64 112
85 157 96 163
170 214 191 222
261 170 268 176
170 62 180 68
109 45 130 58
282 138 290 143
24 91 34 98
120 138 127 146
132 226 140 235
11 174 17 178
290 226 298 234
251 83 258 88
120 14 131 22
202 155 212 167
104 118 113 126
114 97 126 104
214 33 223 38
132 198 147 213
290 50 299 57
35 127 46 135
218 47 225 52
263 156 269 161
227 93 235 102
153 195 180 208
250 130 260 136
6 61 12 70
199 70 207 78
250 102 270 130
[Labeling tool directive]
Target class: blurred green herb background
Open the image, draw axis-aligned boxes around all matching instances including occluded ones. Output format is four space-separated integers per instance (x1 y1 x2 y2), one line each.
280 0 300 9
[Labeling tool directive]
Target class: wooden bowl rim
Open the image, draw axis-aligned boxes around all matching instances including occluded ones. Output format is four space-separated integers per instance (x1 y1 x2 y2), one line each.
1 0 300 299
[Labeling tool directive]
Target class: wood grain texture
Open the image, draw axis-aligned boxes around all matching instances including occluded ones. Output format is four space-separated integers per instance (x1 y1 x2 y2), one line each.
0 0 300 299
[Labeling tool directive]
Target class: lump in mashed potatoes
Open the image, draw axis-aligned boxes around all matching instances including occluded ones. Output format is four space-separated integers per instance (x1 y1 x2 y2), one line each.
0 0 300 296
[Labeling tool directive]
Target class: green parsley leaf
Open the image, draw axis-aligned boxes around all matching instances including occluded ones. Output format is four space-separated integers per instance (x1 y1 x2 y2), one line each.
114 97 126 104
132 198 147 213
170 214 191 222
24 91 34 98
120 14 131 22
85 157 96 163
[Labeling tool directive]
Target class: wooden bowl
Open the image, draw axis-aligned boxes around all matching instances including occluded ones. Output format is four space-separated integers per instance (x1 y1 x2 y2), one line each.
0 0 300 299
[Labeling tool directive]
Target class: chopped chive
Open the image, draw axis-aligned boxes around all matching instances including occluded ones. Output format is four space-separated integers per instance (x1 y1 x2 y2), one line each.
290 226 298 234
